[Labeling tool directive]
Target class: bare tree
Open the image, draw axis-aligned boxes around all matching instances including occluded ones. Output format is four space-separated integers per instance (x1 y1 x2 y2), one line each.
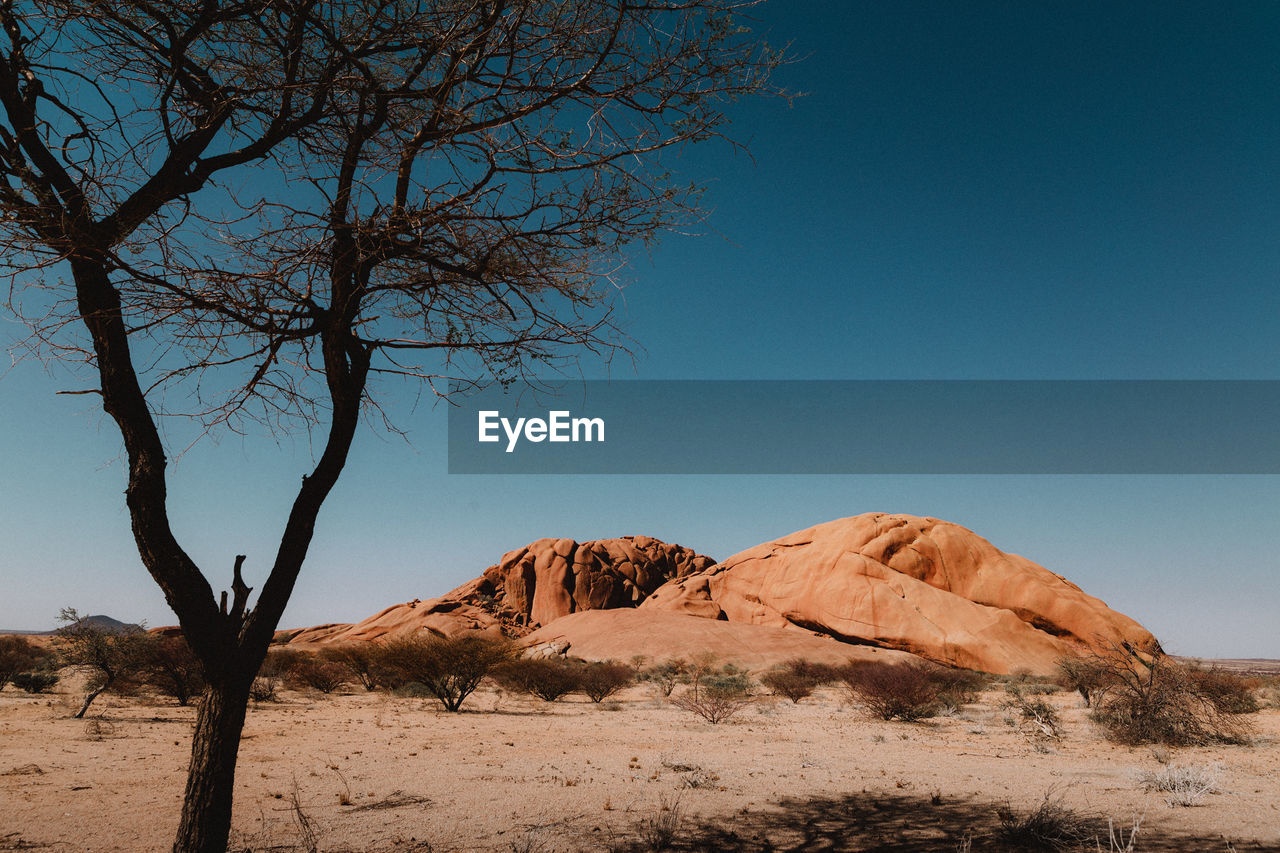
0 2 781 849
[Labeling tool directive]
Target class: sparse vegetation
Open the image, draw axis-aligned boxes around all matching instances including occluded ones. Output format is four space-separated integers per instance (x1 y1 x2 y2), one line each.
494 657 584 702
288 654 349 694
996 789 1095 851
0 636 49 692
1055 654 1114 708
759 658 839 703
375 634 514 712
578 661 634 703
1137 763 1223 807
1002 687 1064 744
54 608 152 718
10 666 59 694
320 644 381 692
1088 642 1254 746
839 661 948 722
669 659 754 724
639 659 689 697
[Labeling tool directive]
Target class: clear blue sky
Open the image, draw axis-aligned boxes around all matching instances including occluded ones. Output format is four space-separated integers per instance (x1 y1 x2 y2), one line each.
3 2 1277 657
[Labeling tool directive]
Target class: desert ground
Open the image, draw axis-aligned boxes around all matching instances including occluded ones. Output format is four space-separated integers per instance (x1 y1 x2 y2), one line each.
2 672 1278 852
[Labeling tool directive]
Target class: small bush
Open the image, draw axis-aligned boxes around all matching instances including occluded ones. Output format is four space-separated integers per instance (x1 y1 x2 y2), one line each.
996 790 1095 851
760 668 817 703
1003 688 1063 743
0 636 49 691
493 657 583 702
11 669 60 693
1137 763 1223 807
249 676 280 702
639 659 688 697
289 655 349 694
579 661 633 703
320 644 380 691
376 633 514 712
669 662 753 724
839 661 946 721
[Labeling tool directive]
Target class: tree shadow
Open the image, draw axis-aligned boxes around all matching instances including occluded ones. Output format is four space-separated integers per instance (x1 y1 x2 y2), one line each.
607 790 1280 852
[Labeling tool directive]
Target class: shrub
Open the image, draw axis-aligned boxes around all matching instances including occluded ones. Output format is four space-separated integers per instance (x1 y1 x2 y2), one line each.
375 633 514 712
1137 762 1223 807
1089 642 1252 746
669 661 754 724
11 668 59 693
1055 654 1114 707
639 659 688 697
0 636 49 691
320 644 380 691
578 661 633 703
289 654 349 694
1185 665 1259 715
996 790 1095 851
838 661 946 721
1003 687 1063 742
143 636 205 706
493 657 583 702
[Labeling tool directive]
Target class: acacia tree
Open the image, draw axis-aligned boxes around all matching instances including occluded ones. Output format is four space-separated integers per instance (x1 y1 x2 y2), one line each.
0 2 781 850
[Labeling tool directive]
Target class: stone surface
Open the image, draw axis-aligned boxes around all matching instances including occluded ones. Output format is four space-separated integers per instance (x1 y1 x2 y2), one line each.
289 536 716 645
520 609 920 672
640 512 1158 673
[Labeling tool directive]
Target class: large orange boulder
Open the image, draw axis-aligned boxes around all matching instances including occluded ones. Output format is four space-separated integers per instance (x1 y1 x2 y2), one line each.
641 513 1157 674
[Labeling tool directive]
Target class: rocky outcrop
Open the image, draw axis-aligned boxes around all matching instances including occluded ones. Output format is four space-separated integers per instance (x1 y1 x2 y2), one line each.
640 513 1157 674
289 536 716 645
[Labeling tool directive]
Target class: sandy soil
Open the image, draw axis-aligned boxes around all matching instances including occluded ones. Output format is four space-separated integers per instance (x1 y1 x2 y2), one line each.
2 681 1278 852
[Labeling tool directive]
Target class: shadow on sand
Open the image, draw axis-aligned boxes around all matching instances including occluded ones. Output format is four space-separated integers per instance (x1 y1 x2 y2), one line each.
603 789 1280 852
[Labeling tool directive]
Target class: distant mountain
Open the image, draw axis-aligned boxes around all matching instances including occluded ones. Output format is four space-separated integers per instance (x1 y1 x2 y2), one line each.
0 614 142 636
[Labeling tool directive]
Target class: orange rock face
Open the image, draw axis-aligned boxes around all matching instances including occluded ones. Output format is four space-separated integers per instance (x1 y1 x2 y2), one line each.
290 536 716 644
640 513 1157 674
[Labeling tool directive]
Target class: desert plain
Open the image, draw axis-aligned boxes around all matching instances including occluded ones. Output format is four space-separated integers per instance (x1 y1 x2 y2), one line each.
2 667 1280 852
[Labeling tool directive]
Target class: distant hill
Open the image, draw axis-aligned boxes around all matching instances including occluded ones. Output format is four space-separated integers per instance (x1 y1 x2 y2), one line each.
0 614 142 636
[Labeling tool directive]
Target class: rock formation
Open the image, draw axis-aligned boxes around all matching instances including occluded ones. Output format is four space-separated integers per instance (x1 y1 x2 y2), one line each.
289 535 715 645
640 513 1158 673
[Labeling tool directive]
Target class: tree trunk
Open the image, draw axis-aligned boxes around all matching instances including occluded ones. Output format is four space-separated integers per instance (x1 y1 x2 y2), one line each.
173 674 253 853
74 682 110 719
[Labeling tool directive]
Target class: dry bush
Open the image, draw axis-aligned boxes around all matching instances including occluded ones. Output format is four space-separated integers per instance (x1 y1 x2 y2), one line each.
669 661 753 724
375 633 514 712
579 661 634 703
1137 763 1223 807
10 668 59 693
0 636 49 691
1055 653 1114 707
636 794 683 851
996 789 1096 851
639 659 689 697
1184 665 1259 715
1089 642 1254 746
760 658 844 703
320 644 381 691
493 657 583 702
143 636 205 706
289 655 349 694
1002 688 1064 744
839 661 949 721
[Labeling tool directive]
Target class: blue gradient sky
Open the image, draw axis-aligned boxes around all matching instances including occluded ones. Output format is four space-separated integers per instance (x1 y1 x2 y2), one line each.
3 2 1277 657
